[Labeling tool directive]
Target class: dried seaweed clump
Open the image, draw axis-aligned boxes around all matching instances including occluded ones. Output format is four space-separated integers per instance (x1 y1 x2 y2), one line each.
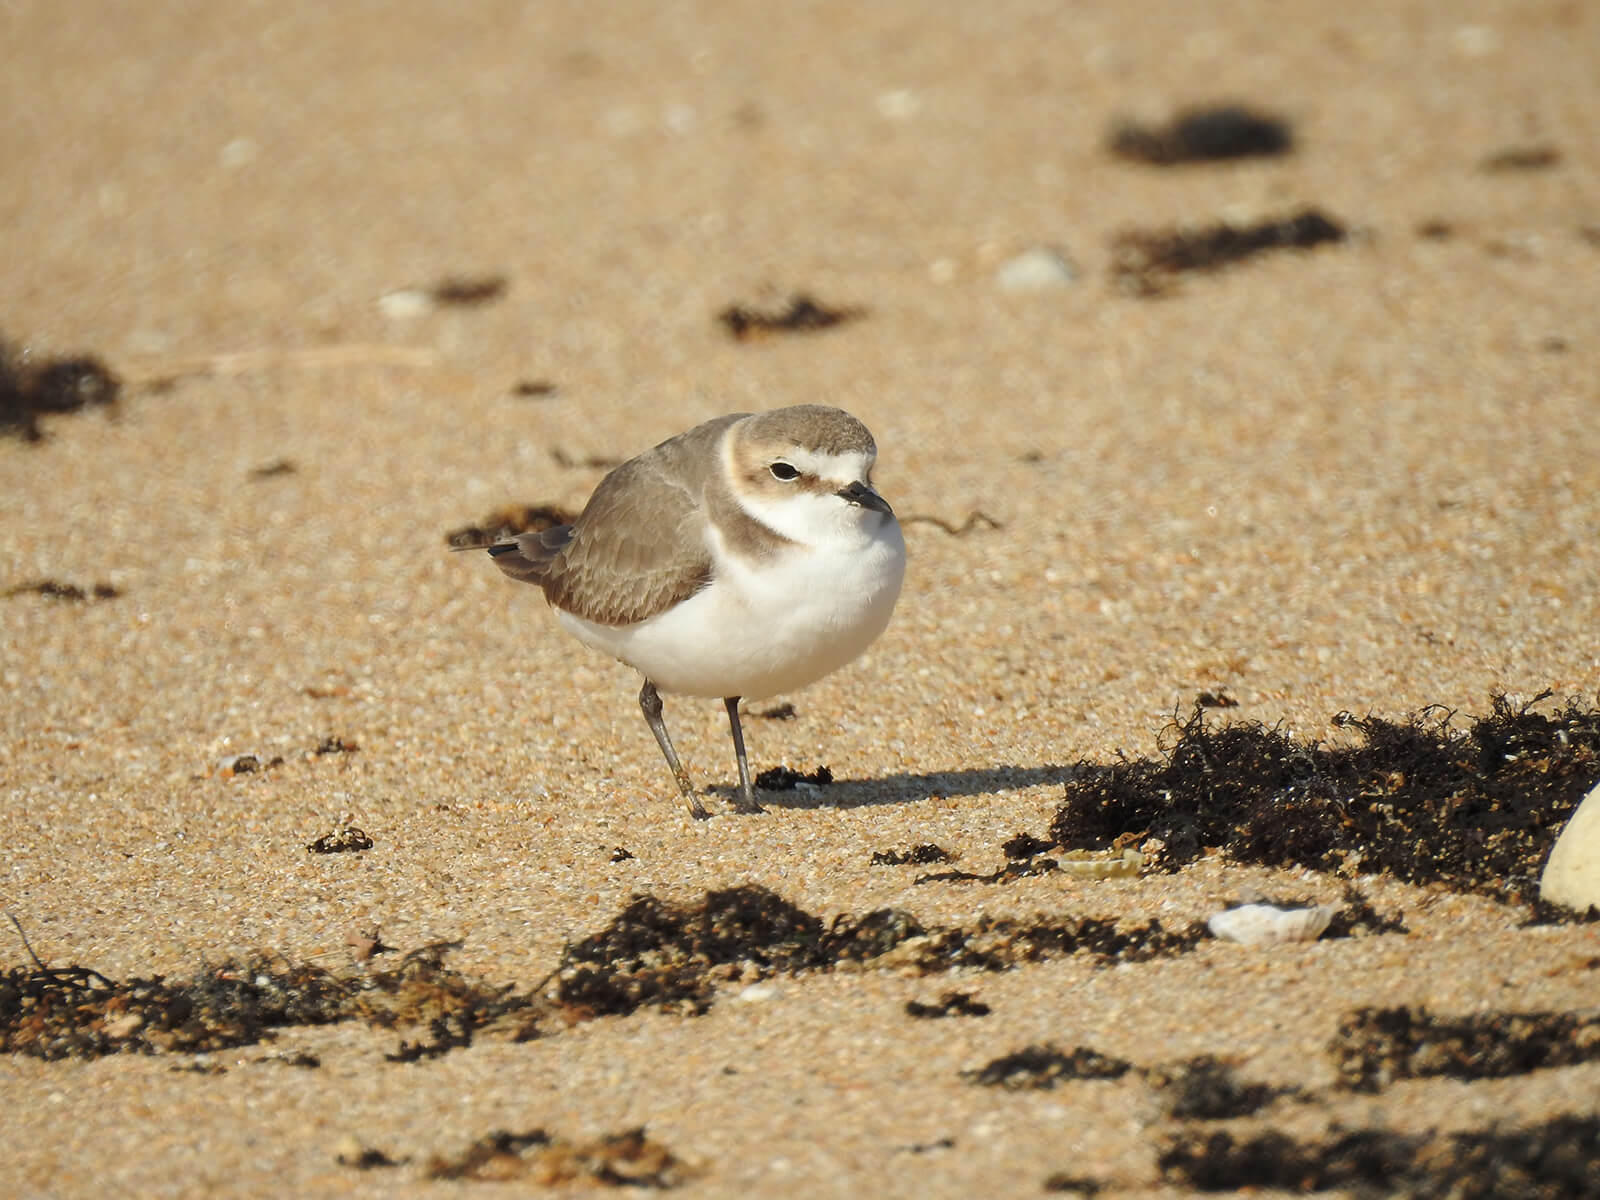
0 956 354 1060
425 1127 692 1187
717 293 862 340
1109 105 1292 164
1051 694 1600 902
1111 208 1345 295
1158 1115 1600 1197
1330 1005 1600 1093
0 943 540 1062
553 886 923 1019
1148 1055 1289 1120
1 340 121 442
963 1044 1133 1089
909 913 1205 972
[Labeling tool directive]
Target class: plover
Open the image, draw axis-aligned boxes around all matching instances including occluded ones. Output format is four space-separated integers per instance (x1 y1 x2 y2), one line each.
475 405 905 818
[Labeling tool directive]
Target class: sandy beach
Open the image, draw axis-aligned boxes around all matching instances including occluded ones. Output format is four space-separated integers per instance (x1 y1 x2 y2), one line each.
4 2 1599 1195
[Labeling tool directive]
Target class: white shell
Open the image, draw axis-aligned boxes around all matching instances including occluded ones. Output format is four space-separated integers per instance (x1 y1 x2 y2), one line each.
1541 780 1600 912
1207 903 1335 947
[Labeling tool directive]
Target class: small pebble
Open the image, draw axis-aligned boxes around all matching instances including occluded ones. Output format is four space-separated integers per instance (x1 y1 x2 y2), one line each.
995 246 1079 292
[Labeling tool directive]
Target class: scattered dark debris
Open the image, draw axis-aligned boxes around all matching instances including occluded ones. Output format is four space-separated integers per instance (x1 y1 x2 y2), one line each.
3 580 120 602
901 511 1002 536
1416 218 1455 240
445 504 577 550
964 1044 1133 1089
1522 896 1600 927
216 753 283 777
386 1011 475 1062
312 735 359 756
1111 208 1347 296
755 702 797 720
336 1142 407 1170
915 858 1060 885
1324 886 1408 938
1050 693 1600 904
871 844 955 867
1195 690 1238 709
170 1059 226 1075
1 340 121 442
754 764 833 791
425 1126 691 1187
307 828 374 855
1158 1114 1600 1197
610 846 635 863
902 1137 956 1155
249 458 296 479
550 446 624 470
1108 104 1292 165
268 1050 321 1068
554 886 1205 1022
1481 144 1562 172
912 913 1206 971
1540 335 1568 354
1330 1005 1600 1093
0 953 353 1060
0 939 539 1062
1581 225 1600 249
428 275 508 306
1149 1055 1291 1120
511 379 558 398
1043 1173 1105 1195
1003 832 1056 860
906 991 990 1019
553 888 856 1018
717 293 862 341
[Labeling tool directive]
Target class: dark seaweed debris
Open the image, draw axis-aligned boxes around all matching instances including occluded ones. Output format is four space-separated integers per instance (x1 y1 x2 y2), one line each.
1481 144 1562 172
906 991 990 1019
717 293 862 340
427 275 508 306
1330 1005 1600 1092
552 888 899 1018
914 858 1061 885
1 340 121 442
871 844 954 866
1050 694 1600 903
3 580 120 602
552 886 1204 1019
1158 1115 1600 1198
1111 208 1346 295
753 764 833 791
307 828 374 854
0 942 539 1061
1149 1055 1291 1119
1109 104 1292 164
963 1044 1133 1089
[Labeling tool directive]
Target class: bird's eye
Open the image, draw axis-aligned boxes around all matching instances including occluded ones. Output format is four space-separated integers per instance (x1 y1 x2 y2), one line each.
769 462 800 481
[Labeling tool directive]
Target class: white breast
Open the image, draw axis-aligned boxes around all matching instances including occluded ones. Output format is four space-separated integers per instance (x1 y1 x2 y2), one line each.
557 513 906 700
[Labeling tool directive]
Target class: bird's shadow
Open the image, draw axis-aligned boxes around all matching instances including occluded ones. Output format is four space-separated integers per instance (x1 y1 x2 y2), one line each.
709 764 1072 812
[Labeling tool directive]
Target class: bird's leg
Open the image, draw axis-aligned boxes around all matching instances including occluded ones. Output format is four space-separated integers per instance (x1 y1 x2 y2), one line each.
724 697 764 814
639 680 708 820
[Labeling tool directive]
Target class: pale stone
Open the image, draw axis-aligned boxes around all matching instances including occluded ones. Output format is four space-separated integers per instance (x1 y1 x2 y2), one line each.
1208 903 1334 946
995 246 1079 292
1540 780 1600 912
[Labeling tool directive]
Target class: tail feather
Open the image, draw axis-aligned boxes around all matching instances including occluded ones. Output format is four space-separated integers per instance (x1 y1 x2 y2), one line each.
483 525 575 586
